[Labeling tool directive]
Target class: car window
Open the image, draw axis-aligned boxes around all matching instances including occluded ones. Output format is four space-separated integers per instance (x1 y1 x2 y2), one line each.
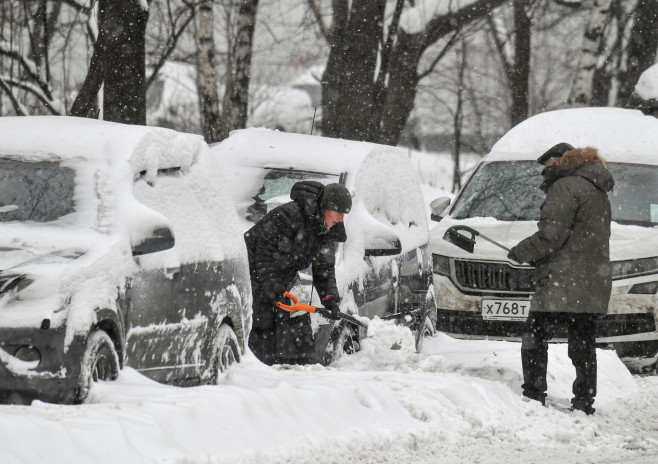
0 159 75 223
608 163 658 227
246 168 341 223
451 161 544 221
451 160 658 228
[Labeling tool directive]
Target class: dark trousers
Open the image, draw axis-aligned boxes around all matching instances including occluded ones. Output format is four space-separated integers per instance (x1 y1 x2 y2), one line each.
521 312 599 408
246 247 314 365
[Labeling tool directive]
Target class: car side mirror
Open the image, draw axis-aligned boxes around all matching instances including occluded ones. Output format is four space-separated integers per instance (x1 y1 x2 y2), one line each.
132 226 175 256
430 197 451 222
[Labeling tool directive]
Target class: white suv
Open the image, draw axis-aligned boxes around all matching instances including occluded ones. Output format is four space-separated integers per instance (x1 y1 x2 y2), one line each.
430 107 658 359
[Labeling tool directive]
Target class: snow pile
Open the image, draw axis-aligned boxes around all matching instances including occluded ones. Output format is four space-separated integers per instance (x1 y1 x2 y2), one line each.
635 63 658 100
2 334 657 464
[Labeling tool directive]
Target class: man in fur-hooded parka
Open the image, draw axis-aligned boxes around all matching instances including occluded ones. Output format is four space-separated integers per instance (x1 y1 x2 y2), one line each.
244 181 350 365
510 146 614 414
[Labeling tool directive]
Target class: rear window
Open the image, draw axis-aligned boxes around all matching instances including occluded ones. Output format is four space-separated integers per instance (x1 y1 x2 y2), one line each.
451 160 658 227
246 168 340 223
0 159 76 222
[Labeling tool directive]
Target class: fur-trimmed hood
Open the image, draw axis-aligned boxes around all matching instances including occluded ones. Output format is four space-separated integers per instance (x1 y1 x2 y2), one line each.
560 147 615 193
560 147 607 170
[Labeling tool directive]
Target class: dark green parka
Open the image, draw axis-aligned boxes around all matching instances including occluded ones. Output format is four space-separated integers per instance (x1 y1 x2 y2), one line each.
511 147 615 315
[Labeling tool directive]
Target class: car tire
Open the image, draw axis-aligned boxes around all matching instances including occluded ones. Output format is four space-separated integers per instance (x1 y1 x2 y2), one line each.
324 322 360 365
415 315 437 353
210 324 241 382
75 330 120 403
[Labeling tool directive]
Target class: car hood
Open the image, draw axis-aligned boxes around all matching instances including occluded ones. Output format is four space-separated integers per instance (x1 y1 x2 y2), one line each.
430 216 658 262
0 226 96 274
0 224 131 331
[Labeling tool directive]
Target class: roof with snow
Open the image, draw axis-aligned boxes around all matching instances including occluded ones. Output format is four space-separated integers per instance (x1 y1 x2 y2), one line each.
488 107 658 165
215 128 410 183
0 116 204 174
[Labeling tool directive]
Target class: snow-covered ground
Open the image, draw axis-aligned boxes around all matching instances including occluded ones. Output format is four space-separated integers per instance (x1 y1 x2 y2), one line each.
1 320 656 464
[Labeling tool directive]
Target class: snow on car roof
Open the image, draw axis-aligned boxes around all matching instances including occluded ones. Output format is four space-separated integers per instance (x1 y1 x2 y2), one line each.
213 127 415 231
487 107 658 165
0 116 204 175
215 127 407 180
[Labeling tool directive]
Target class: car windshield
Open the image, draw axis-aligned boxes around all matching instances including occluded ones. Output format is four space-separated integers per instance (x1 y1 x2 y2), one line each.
451 160 658 227
0 159 76 223
246 168 341 223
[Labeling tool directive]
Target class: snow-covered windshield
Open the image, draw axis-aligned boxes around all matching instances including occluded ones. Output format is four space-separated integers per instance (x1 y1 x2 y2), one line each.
451 160 658 227
246 168 340 223
0 159 75 222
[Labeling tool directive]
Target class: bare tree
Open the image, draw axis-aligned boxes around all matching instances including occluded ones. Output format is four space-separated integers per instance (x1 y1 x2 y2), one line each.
617 0 658 105
311 0 508 145
487 1 535 127
69 0 150 124
567 0 613 106
196 0 221 142
220 0 260 140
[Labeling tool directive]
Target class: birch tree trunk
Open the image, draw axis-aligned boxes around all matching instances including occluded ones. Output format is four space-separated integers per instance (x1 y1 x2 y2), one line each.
196 0 221 143
220 0 259 141
567 0 613 107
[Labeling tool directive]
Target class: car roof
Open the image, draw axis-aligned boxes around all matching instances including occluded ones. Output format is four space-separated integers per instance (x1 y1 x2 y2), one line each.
213 128 408 182
0 116 204 174
486 107 658 165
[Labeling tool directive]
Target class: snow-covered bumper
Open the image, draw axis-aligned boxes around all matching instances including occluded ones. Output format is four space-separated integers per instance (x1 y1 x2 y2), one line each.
0 326 85 404
432 258 658 343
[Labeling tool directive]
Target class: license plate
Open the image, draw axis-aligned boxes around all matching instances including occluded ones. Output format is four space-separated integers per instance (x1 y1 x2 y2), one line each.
481 299 530 321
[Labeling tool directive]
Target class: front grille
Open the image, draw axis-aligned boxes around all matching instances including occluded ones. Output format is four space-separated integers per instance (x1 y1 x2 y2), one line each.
453 260 534 293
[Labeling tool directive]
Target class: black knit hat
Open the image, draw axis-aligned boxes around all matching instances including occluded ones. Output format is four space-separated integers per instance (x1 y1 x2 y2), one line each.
536 142 575 165
321 183 352 213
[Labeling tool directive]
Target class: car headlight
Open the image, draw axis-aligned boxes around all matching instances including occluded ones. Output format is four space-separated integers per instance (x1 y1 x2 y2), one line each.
611 257 658 280
432 254 450 276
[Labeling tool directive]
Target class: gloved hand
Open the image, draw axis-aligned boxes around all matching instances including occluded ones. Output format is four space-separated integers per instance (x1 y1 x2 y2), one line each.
321 294 341 320
272 292 288 308
507 249 521 263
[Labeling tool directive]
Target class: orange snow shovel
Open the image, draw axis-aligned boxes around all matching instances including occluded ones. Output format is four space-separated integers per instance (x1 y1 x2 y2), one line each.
276 292 368 328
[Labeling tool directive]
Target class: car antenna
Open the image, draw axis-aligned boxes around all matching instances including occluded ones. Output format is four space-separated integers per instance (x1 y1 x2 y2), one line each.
310 107 317 135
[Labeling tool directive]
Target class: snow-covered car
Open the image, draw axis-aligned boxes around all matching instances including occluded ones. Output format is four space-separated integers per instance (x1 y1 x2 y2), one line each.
0 116 251 404
430 107 658 358
211 128 436 363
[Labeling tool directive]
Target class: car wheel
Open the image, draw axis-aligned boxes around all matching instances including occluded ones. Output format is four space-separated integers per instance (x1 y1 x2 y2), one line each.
415 315 437 353
210 324 241 382
75 330 119 403
324 323 360 365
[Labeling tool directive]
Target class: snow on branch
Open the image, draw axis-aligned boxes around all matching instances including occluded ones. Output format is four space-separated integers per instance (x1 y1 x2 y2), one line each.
0 40 54 102
1 75 65 115
0 77 29 116
61 0 93 12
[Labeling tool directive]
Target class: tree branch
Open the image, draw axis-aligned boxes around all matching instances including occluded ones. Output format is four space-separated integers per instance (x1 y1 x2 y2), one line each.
145 3 196 89
0 77 29 116
306 0 331 43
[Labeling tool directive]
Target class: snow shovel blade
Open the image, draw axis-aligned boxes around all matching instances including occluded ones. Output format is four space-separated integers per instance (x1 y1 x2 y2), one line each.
443 225 478 253
276 292 368 328
443 225 512 254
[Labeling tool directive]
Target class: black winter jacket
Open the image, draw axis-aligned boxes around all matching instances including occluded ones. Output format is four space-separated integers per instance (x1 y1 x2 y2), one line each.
511 147 614 315
244 181 347 305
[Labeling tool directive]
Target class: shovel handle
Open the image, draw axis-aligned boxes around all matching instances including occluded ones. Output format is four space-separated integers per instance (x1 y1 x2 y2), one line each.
276 291 318 313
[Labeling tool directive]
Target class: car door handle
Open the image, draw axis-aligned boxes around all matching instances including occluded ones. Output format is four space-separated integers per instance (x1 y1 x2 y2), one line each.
165 266 181 278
